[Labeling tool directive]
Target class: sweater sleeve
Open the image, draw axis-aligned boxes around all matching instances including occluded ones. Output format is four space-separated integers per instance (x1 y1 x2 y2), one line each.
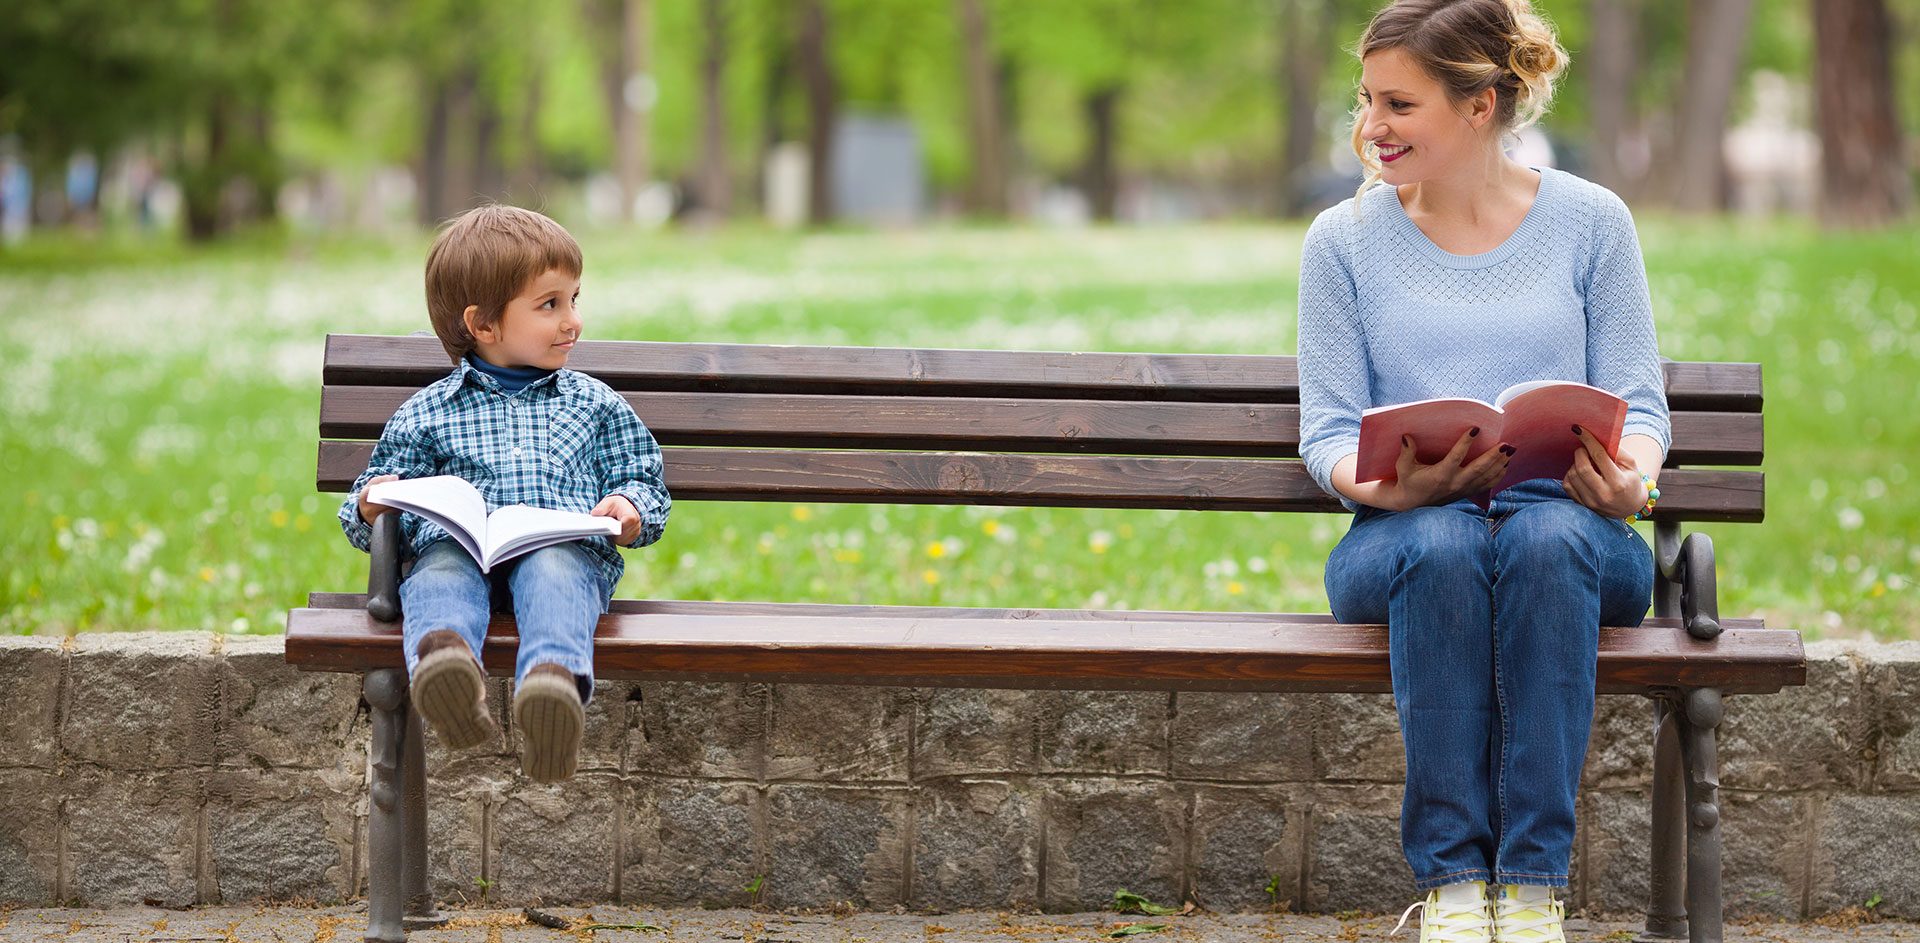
1582 188 1671 455
1296 206 1369 506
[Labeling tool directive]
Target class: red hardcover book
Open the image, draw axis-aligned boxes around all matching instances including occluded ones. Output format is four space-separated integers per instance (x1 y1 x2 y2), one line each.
1354 380 1629 502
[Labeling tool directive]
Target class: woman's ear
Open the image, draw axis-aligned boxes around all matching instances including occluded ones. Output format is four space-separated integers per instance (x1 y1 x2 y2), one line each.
1465 87 1498 129
462 304 491 344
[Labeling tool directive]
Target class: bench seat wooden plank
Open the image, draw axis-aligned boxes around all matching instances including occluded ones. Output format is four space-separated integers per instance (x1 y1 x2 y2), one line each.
285 605 1800 695
316 442 1764 520
320 385 1765 465
321 335 1762 411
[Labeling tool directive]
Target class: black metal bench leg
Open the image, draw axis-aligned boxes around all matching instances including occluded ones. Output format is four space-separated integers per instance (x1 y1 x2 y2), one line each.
1641 695 1689 940
1680 687 1725 943
364 669 408 942
402 704 449 929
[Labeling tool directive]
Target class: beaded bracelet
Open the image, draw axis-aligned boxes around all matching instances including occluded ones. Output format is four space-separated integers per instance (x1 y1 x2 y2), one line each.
1630 472 1660 522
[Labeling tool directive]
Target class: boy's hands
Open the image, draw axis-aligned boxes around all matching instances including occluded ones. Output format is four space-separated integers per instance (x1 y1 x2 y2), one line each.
592 494 643 546
358 474 400 524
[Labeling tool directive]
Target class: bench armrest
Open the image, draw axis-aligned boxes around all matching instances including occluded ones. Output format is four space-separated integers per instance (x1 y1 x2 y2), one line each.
1655 524 1721 641
367 512 403 623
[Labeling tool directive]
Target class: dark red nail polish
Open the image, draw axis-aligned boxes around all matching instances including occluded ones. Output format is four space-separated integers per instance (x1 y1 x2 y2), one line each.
1469 427 1480 437
1500 445 1516 456
1571 425 1583 436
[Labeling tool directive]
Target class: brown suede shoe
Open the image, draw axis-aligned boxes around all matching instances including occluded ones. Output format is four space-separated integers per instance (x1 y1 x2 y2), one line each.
513 665 584 783
409 639 496 750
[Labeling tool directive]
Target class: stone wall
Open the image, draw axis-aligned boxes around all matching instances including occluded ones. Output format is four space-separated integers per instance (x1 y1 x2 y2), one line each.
2 633 1917 918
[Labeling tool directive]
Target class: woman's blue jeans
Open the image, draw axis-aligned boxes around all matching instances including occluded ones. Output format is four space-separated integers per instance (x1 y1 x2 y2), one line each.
1323 479 1654 890
398 539 611 704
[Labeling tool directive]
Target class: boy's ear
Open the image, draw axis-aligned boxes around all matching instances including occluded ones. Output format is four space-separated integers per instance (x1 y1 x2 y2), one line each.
462 304 491 344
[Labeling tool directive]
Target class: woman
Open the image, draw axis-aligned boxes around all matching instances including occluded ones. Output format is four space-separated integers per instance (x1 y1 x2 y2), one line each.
1295 2 1668 940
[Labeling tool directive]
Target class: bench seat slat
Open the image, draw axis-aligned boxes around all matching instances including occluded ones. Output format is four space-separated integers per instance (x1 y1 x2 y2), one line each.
319 385 1764 465
316 442 1764 521
321 335 1763 411
285 605 1801 695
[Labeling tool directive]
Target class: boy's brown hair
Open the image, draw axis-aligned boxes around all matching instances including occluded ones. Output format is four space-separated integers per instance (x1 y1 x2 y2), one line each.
425 204 583 363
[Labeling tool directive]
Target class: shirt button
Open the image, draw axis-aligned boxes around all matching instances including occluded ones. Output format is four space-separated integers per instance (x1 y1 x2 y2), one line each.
511 447 523 457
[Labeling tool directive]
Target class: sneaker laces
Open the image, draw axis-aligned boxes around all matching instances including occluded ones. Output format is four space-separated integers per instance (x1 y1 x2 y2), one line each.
1391 894 1492 941
1493 890 1565 942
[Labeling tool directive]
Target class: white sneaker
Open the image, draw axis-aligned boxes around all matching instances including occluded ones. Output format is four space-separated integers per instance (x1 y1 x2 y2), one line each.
1391 881 1493 942
1491 884 1567 943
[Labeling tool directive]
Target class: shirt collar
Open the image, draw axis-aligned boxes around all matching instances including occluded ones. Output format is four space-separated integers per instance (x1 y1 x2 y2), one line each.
440 357 573 401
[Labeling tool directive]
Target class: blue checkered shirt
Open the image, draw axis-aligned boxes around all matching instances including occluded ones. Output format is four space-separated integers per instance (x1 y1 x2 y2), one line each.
337 359 670 589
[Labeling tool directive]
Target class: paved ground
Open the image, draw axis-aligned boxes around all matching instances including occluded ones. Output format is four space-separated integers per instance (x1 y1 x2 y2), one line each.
2 905 1915 943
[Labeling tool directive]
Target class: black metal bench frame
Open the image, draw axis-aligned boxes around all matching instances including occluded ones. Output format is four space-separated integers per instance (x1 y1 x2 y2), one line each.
287 334 1800 943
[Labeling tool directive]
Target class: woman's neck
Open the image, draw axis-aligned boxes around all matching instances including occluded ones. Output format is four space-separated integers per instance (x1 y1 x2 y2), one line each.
1397 153 1537 227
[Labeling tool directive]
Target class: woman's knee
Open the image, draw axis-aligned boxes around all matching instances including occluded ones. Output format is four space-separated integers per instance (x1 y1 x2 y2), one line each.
1497 501 1617 566
1391 507 1493 580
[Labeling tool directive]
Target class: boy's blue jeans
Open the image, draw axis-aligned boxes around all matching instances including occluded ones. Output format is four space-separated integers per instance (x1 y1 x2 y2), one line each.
1323 479 1654 890
398 539 611 704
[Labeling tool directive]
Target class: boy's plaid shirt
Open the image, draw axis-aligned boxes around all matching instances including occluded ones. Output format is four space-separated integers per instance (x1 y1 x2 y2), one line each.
337 359 671 590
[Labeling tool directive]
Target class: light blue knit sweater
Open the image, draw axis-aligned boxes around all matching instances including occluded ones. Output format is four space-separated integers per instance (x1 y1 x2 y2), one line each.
1295 167 1671 505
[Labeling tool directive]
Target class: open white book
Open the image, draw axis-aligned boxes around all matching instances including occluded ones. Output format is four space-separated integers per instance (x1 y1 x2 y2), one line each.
368 475 619 573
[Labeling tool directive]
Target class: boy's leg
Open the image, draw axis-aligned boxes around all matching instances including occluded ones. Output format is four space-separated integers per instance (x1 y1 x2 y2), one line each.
505 542 609 782
399 539 497 748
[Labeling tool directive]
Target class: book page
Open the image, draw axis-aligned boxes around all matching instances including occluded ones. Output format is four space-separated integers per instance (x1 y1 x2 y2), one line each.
367 476 489 564
482 504 620 570
1355 397 1505 484
1487 382 1629 494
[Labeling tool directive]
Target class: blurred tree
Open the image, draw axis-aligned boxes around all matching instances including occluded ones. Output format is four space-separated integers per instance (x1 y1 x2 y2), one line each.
694 0 734 220
1276 0 1340 216
1668 0 1754 211
585 0 655 221
1813 0 1913 227
955 0 1009 216
1585 0 1643 196
797 0 836 223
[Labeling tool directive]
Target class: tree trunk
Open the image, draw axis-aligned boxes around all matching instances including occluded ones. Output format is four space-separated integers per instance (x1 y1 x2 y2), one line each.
1812 0 1912 228
591 0 652 221
474 91 505 203
1586 0 1640 198
184 98 228 241
419 77 453 225
1276 0 1331 217
511 71 546 202
1668 0 1752 213
955 0 1007 217
797 0 836 225
697 0 732 219
1082 85 1123 222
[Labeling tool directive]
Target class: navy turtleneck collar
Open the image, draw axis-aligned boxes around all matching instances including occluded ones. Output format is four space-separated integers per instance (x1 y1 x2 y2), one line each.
466 353 556 394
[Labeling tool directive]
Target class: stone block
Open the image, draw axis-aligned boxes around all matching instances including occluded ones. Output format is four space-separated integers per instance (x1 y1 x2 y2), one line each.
1577 789 1648 915
1721 644 1867 791
489 773 621 903
1811 793 1920 919
1312 693 1403 783
1035 691 1168 775
419 792 489 905
910 778 1040 910
622 780 760 907
204 769 357 903
0 770 62 903
1860 641 1920 791
764 784 909 908
914 688 1037 779
0 637 63 770
626 681 764 780
1581 695 1657 790
63 770 202 906
1188 786 1301 912
1302 786 1410 914
218 635 363 771
62 632 218 770
767 685 911 782
1171 693 1315 782
1039 780 1185 911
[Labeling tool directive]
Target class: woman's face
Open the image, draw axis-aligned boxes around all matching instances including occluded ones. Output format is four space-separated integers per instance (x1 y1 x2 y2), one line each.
1357 47 1496 185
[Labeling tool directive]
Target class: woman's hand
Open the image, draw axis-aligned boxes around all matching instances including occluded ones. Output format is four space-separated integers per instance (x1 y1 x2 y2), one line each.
1562 426 1647 519
1373 429 1512 512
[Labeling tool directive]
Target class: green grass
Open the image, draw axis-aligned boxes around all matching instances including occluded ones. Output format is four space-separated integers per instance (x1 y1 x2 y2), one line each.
1 218 1915 639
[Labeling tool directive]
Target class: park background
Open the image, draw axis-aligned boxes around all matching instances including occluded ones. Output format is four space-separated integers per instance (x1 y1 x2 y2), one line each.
0 0 1916 643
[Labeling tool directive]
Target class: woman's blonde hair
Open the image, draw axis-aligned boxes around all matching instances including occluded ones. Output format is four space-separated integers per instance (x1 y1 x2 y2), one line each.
1347 0 1568 203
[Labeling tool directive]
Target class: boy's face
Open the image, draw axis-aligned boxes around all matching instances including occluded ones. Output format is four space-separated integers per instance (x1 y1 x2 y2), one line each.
467 267 583 371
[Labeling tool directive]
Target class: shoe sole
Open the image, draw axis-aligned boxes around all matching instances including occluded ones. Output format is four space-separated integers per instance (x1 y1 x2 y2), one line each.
514 673 584 783
410 647 496 750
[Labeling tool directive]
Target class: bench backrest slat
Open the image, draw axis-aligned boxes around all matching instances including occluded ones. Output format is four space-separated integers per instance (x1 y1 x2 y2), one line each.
319 385 1764 466
322 334 1763 410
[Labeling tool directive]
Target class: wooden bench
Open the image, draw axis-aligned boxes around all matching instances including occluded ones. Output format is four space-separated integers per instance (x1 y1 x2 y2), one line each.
286 332 1801 943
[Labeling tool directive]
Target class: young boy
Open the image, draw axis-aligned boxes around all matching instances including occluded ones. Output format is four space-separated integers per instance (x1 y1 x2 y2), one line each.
338 204 670 783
